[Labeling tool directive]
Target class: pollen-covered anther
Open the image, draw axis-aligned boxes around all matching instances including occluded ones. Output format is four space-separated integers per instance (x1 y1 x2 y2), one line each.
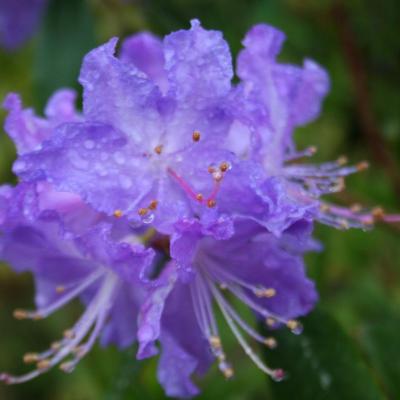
372 207 385 221
221 364 234 379
154 145 163 155
59 361 74 373
13 309 28 320
23 353 39 364
51 341 61 351
192 131 201 142
138 207 148 216
264 337 277 349
113 209 123 218
266 317 276 327
209 335 222 349
309 146 318 155
356 161 369 171
219 162 230 173
337 155 348 166
286 319 303 334
148 200 158 210
207 199 217 208
254 287 276 298
196 193 204 202
63 329 76 340
36 359 51 371
208 166 216 174
55 286 65 294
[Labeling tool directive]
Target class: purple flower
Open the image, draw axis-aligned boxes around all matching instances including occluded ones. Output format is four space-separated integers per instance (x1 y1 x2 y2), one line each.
1 19 399 398
136 217 317 397
0 0 47 50
0 183 154 383
12 20 236 232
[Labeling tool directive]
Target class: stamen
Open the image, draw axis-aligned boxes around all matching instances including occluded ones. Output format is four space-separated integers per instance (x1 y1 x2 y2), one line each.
266 318 276 327
356 161 369 171
23 353 39 364
254 287 276 298
148 200 158 210
210 282 278 377
13 309 28 320
138 208 148 216
286 319 303 335
272 368 286 382
113 209 123 218
264 337 277 349
337 155 348 166
36 360 50 371
196 193 204 202
154 145 163 155
55 286 65 294
219 162 230 173
207 199 217 208
63 329 76 340
192 131 201 142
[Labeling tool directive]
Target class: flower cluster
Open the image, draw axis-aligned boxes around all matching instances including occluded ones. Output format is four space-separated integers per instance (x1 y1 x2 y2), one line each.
1 20 398 398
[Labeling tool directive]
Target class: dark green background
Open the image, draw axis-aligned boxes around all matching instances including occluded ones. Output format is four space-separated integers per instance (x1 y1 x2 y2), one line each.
0 0 399 399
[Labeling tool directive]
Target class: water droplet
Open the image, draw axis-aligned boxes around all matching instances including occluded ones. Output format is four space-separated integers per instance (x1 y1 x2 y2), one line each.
83 140 95 150
141 212 154 224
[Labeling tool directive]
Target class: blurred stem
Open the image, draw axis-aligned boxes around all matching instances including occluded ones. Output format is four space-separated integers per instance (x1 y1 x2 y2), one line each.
331 1 400 199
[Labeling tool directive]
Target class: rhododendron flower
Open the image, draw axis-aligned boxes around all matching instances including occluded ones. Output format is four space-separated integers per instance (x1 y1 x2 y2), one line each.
1 19 399 398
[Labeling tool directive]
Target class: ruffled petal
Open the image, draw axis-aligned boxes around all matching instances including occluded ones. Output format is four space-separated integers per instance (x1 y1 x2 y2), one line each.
120 32 167 92
14 122 154 216
137 262 177 359
164 19 233 104
3 89 79 154
79 38 163 146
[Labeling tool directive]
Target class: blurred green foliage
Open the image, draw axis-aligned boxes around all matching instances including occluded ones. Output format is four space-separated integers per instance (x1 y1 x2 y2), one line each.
0 0 399 399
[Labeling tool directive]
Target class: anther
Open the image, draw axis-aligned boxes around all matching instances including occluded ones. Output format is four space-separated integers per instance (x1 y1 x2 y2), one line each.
59 361 74 373
154 145 163 155
55 286 65 294
208 166 216 174
51 341 61 351
222 365 234 379
372 207 385 221
196 193 204 202
138 208 148 216
192 131 201 142
254 288 276 298
23 353 39 364
209 335 222 349
13 309 28 320
219 162 230 172
63 329 76 340
337 155 348 166
356 161 369 171
266 317 276 327
113 209 123 218
37 359 51 370
148 200 158 210
207 199 217 208
264 337 277 349
287 319 303 334
309 146 318 155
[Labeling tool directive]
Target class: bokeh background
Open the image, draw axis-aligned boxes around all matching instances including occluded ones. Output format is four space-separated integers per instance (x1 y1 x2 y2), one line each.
0 1 399 399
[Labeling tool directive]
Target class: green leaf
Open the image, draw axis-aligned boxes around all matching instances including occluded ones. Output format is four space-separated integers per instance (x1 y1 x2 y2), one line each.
265 308 386 400
360 315 400 399
33 0 96 110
